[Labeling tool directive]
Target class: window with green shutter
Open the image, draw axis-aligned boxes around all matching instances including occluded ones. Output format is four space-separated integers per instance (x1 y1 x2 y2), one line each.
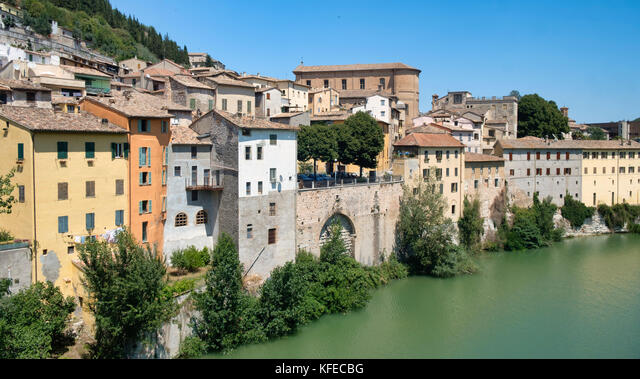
115 210 124 226
85 142 95 158
17 143 24 160
58 216 68 234
208 100 213 111
86 213 95 230
57 141 68 159
139 147 146 166
190 98 196 110
161 121 167 133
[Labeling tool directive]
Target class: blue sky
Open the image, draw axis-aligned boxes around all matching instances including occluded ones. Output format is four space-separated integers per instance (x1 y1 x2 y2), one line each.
110 0 639 123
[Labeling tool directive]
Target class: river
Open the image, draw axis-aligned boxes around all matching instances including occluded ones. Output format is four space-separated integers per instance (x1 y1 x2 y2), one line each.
207 234 640 359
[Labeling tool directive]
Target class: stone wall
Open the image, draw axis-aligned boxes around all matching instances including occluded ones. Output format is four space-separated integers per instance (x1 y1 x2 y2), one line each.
0 243 31 294
296 181 403 266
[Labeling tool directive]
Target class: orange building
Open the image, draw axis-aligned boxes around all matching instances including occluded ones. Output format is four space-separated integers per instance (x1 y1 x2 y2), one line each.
80 90 189 253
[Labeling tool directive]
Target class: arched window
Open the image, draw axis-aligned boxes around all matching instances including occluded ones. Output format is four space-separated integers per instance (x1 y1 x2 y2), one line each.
196 210 207 225
175 212 187 227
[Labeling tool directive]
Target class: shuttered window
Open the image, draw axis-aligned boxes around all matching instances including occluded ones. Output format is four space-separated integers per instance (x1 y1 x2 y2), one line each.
58 216 68 234
86 181 95 198
115 210 124 226
18 185 25 203
58 182 68 200
268 228 277 245
86 213 95 230
115 179 124 195
57 141 68 159
190 99 196 110
161 121 168 133
85 142 95 158
17 143 24 160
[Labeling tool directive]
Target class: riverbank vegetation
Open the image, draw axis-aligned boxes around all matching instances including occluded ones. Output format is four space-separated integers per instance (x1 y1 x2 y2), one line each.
501 194 564 251
78 229 177 359
181 226 407 357
170 246 211 274
561 194 595 228
396 178 477 277
0 280 75 359
458 197 485 253
597 203 640 232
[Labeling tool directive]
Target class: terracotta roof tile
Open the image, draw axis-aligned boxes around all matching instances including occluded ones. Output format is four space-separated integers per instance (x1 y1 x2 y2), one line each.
465 153 505 162
85 90 190 118
0 105 127 134
170 125 211 145
497 137 640 150
61 65 111 78
294 62 420 73
394 133 465 148
214 110 300 131
170 75 214 90
204 76 255 88
0 78 51 91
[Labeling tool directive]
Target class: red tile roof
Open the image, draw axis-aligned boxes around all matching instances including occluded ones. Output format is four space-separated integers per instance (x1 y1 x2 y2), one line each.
394 133 465 148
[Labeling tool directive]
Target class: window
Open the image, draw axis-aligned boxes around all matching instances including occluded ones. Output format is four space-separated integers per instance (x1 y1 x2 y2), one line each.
191 190 198 201
270 168 277 183
17 185 24 203
270 134 277 145
620 152 627 159
379 78 385 89
142 222 148 242
452 205 456 215
257 146 263 160
245 146 251 160
603 152 609 159
527 152 531 161
137 119 149 133
208 99 214 111
26 92 35 102
453 94 462 104
84 142 95 159
547 152 551 160
247 225 253 239
536 168 542 176
17 143 24 161
190 146 197 159
194 210 207 225
306 80 311 87
237 100 243 113
495 178 499 187
268 228 277 245
527 169 531 176
451 183 458 193
583 152 589 159
246 182 251 196
258 181 263 194
175 166 183 177
86 181 95 198
139 200 152 214
342 79 347 90
58 216 69 234
536 152 541 160
266 93 271 100
446 168 450 177
139 147 150 167
222 98 228 111
269 203 276 216
57 141 68 159
247 101 252 114
161 121 168 133
175 213 187 227
556 168 560 175
68 245 75 255
381 111 386 117
360 79 365 90
474 180 479 189
436 151 443 162
190 98 196 110
546 168 551 176
435 168 443 180
58 182 68 200
510 169 514 176
86 213 95 230
566 152 570 160
424 151 429 163
324 80 329 88
140 172 151 186
592 152 598 159
446 151 450 160
565 168 572 175
115 210 124 226
509 153 513 161
111 143 126 159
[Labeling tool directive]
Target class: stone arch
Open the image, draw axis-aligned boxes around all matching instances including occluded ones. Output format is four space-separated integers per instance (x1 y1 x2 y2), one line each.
319 213 356 256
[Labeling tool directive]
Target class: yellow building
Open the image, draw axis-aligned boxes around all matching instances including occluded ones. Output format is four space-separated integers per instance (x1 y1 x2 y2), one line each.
392 132 465 220
580 140 640 206
0 105 129 302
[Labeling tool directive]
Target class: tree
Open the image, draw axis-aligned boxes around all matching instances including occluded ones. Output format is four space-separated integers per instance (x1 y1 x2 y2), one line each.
517 94 570 139
509 90 522 100
0 168 16 215
0 282 75 359
193 233 264 351
78 229 176 359
337 112 384 176
458 197 485 252
586 126 606 140
395 174 476 277
297 124 338 177
205 54 215 68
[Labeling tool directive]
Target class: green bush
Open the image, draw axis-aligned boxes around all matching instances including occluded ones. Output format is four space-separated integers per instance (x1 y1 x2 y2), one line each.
629 223 640 234
162 278 196 300
561 194 595 228
505 207 544 251
171 246 211 273
175 336 208 359
458 197 485 252
598 203 640 231
0 229 13 243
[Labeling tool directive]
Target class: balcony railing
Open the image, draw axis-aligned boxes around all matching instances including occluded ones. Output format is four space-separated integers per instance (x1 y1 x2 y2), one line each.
185 176 223 191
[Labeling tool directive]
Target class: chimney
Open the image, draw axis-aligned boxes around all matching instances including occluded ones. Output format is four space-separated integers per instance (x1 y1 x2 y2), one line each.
560 107 569 117
432 94 438 109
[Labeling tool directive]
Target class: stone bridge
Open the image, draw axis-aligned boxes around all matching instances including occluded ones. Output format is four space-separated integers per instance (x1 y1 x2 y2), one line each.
296 180 404 266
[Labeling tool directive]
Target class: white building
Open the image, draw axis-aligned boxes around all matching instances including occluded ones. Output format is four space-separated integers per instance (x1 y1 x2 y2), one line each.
351 94 392 124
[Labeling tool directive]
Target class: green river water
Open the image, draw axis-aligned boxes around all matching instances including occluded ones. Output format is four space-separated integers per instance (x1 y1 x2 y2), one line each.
208 234 640 359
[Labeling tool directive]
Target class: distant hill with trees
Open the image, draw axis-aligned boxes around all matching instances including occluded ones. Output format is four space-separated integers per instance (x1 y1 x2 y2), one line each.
9 0 190 64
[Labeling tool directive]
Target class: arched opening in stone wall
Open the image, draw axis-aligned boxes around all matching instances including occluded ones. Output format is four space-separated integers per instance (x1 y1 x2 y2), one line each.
320 213 356 257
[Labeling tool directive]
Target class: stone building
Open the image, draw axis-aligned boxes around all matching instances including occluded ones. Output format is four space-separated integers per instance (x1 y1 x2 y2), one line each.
198 76 256 117
167 75 216 116
308 87 340 116
293 63 420 124
392 132 465 220
0 79 52 108
275 79 310 113
190 110 299 281
463 153 506 228
255 87 282 119
269 111 310 128
163 125 219 261
432 91 518 140
0 241 32 294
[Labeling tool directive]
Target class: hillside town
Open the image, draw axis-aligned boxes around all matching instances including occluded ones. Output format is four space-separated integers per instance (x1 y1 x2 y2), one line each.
0 0 639 361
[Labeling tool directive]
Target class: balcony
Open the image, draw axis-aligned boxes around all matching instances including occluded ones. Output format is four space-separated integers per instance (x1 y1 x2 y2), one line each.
185 176 223 192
